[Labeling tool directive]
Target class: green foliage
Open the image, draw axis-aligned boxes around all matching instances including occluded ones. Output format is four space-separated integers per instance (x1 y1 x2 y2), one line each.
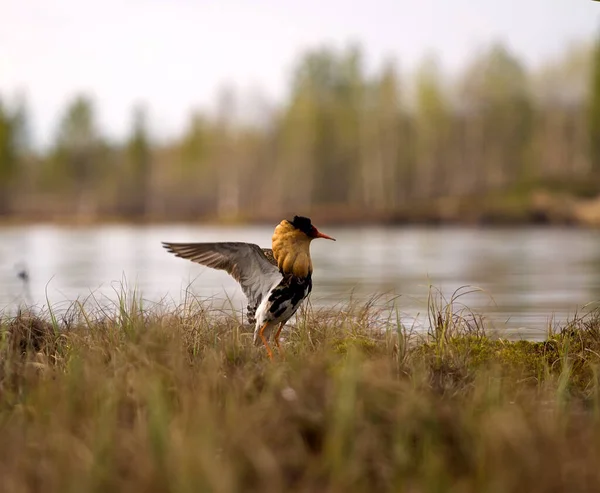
180 112 209 171
127 105 151 179
0 98 17 187
52 95 103 188
459 44 534 187
589 29 600 173
286 45 367 205
0 40 598 223
0 97 23 214
122 104 152 216
415 55 448 127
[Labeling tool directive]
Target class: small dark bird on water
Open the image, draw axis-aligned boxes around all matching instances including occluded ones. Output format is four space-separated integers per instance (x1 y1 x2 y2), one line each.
162 216 336 359
14 262 33 307
17 268 29 283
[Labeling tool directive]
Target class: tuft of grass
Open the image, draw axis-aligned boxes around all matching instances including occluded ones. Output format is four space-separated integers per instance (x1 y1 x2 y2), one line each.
0 288 600 492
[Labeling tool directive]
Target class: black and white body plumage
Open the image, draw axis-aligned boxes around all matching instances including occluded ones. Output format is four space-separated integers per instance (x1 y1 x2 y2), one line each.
162 216 335 357
253 272 312 340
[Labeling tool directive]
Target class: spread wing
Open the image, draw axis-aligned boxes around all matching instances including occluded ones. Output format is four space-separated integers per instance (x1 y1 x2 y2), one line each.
162 241 281 325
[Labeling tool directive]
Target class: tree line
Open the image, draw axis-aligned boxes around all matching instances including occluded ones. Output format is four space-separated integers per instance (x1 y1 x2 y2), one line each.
1 38 599 223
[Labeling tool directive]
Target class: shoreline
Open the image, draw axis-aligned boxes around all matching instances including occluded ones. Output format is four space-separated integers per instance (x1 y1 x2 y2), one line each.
2 190 599 228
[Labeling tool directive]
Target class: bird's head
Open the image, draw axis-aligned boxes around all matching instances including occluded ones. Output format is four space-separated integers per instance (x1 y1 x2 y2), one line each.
272 215 335 277
287 215 336 242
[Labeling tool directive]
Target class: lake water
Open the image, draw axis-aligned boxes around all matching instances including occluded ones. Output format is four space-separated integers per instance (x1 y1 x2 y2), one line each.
1 224 600 340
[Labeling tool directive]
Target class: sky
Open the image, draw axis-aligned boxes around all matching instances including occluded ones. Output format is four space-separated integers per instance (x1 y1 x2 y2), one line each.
1 0 599 149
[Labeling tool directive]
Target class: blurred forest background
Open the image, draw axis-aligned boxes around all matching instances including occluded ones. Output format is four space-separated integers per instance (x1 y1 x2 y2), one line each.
2 37 600 226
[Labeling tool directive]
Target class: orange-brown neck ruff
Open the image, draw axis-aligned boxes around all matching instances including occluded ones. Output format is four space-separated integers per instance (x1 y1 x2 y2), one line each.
271 220 313 278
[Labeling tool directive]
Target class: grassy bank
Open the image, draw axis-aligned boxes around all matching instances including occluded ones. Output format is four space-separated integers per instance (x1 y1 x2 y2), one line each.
2 292 600 492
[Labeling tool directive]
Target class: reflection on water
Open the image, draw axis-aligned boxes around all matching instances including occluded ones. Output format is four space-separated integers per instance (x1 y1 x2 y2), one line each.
1 224 600 340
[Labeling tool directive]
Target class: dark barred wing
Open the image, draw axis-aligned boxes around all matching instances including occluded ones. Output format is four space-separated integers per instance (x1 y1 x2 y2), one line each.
162 242 282 325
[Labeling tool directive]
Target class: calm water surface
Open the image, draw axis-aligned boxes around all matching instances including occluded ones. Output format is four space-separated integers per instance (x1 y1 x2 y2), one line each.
1 224 600 340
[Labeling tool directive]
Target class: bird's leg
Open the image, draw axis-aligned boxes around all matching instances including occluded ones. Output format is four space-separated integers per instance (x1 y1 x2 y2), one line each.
258 323 274 360
274 322 285 350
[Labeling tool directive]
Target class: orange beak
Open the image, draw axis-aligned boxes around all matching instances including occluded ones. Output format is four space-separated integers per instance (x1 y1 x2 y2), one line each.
314 228 336 241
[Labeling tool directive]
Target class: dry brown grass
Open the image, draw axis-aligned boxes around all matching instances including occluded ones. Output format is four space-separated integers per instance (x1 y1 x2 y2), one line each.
1 289 600 493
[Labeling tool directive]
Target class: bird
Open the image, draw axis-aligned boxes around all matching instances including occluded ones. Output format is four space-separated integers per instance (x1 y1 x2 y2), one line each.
14 262 33 307
162 215 336 358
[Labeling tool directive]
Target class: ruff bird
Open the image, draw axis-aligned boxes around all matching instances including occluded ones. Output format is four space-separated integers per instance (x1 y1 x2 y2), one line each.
162 216 335 358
